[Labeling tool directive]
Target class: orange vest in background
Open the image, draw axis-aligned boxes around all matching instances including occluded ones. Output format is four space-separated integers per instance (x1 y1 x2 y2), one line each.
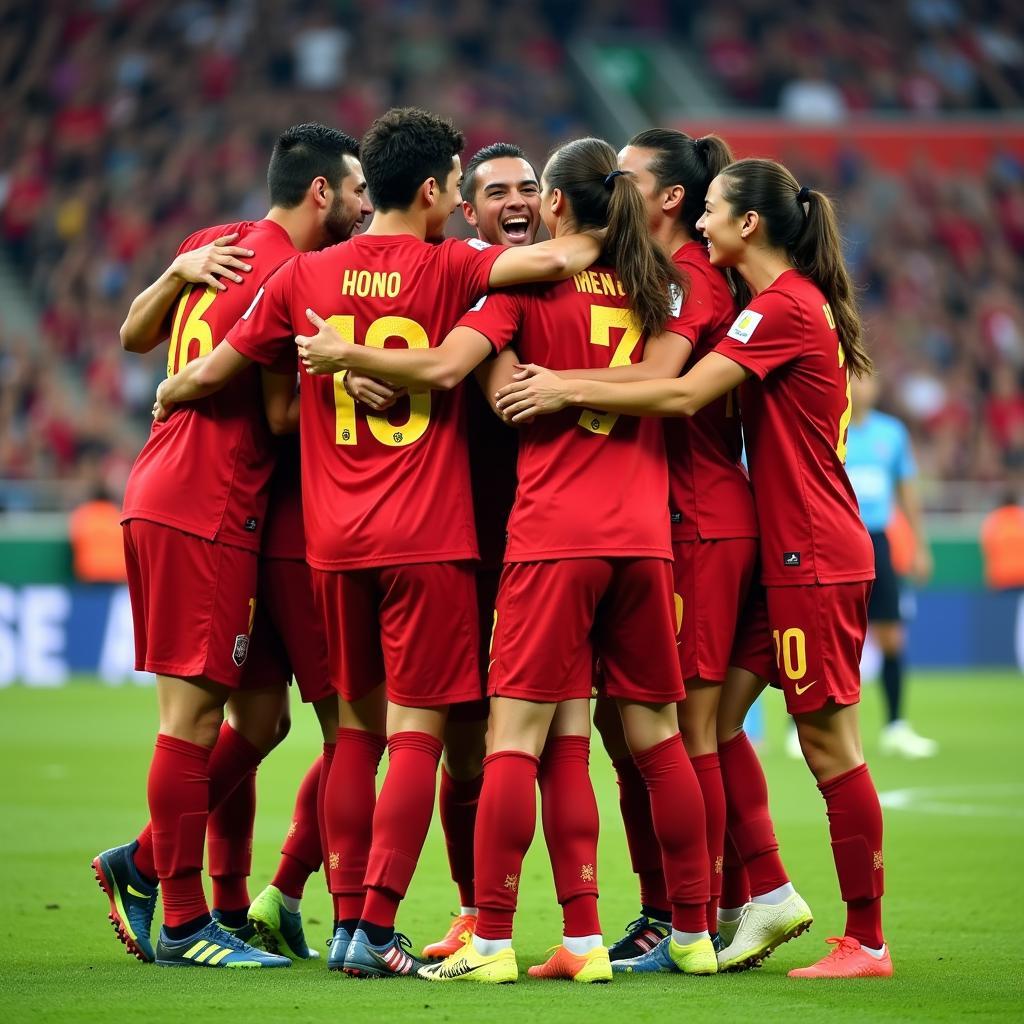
886 508 916 577
980 505 1024 590
68 500 127 583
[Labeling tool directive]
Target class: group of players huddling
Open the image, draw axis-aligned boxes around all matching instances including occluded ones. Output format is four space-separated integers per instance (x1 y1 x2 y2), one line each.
91 107 892 983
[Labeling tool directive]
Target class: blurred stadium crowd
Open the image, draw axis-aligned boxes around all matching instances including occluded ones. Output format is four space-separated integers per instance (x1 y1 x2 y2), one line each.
1 0 1022 509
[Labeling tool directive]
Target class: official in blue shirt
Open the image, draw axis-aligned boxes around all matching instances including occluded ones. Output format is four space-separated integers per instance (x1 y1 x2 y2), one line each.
845 373 937 758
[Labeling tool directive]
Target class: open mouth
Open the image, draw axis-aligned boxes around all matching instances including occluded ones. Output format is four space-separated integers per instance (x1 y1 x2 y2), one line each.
502 216 530 242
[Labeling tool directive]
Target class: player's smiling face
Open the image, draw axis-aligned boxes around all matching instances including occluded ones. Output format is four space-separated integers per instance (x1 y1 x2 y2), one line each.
697 175 745 267
463 157 540 247
324 155 373 245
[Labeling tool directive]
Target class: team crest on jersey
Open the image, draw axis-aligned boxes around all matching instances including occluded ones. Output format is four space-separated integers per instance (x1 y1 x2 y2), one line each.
232 634 250 666
726 309 763 343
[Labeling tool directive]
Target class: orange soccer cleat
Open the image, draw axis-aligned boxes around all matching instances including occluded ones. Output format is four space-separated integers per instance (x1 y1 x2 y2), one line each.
527 944 612 983
788 936 893 979
422 913 478 960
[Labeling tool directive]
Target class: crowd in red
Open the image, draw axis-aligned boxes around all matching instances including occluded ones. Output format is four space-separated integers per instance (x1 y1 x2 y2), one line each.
1 0 1022 508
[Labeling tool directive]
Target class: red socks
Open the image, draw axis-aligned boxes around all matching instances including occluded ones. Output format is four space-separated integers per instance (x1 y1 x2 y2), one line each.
819 763 885 948
317 742 335 892
147 733 211 928
633 733 709 934
271 753 325 901
361 731 444 930
721 832 751 908
690 751 726 930
719 731 789 897
206 723 264 912
611 755 668 913
474 750 540 941
439 767 483 908
133 823 157 883
539 736 601 937
325 727 386 923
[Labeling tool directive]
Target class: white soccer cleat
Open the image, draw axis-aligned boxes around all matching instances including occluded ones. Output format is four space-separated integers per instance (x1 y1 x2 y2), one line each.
879 720 938 759
716 892 813 972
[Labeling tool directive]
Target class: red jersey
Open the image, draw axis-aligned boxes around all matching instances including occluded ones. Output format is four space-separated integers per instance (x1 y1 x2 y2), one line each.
122 219 297 551
227 234 505 571
261 433 305 561
466 380 518 570
714 270 874 587
666 242 758 542
459 265 673 562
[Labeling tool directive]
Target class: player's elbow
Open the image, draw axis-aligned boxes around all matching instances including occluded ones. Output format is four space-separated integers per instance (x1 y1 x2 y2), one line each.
265 408 295 436
429 360 466 392
119 320 151 354
543 249 570 278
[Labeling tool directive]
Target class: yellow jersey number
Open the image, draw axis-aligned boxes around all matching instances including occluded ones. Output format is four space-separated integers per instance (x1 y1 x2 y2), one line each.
330 315 431 448
577 305 642 436
167 284 218 375
825 302 853 463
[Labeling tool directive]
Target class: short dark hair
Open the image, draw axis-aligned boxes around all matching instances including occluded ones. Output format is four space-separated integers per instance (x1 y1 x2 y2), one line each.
462 142 537 205
360 107 465 212
267 123 359 208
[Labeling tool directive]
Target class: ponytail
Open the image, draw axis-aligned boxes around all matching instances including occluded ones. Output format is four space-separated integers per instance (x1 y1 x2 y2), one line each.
719 158 873 378
792 187 872 377
544 137 680 338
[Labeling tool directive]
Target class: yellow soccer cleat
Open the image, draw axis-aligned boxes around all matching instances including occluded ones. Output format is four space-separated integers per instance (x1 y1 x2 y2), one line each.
527 944 612 983
716 892 813 972
418 940 518 984
668 935 718 975
422 912 478 960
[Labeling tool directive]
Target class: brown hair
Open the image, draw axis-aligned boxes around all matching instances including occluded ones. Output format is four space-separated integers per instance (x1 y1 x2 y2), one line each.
719 158 873 377
628 129 733 237
543 137 679 338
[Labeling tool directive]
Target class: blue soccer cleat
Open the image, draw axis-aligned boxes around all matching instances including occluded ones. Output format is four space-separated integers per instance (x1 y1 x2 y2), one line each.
613 935 677 973
211 908 261 947
155 920 290 968
613 934 717 975
92 840 158 963
608 915 671 962
327 924 354 972
343 929 425 978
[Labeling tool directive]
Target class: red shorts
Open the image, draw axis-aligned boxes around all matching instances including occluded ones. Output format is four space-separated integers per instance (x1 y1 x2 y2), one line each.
312 562 480 708
730 584 778 684
242 557 334 703
123 519 257 688
673 538 758 682
448 565 497 723
489 558 684 705
765 582 871 714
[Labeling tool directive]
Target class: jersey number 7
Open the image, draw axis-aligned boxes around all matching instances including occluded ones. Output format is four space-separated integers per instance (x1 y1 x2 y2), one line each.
577 305 642 436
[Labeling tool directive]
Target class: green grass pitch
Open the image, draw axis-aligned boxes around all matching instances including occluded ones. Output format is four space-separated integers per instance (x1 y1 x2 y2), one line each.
1 671 1021 1022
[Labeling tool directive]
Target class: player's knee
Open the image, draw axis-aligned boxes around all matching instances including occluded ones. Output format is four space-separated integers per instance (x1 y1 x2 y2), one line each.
193 706 225 749
796 728 858 783
272 711 292 747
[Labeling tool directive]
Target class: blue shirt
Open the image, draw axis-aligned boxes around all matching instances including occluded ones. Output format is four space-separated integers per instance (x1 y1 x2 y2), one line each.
845 411 916 533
